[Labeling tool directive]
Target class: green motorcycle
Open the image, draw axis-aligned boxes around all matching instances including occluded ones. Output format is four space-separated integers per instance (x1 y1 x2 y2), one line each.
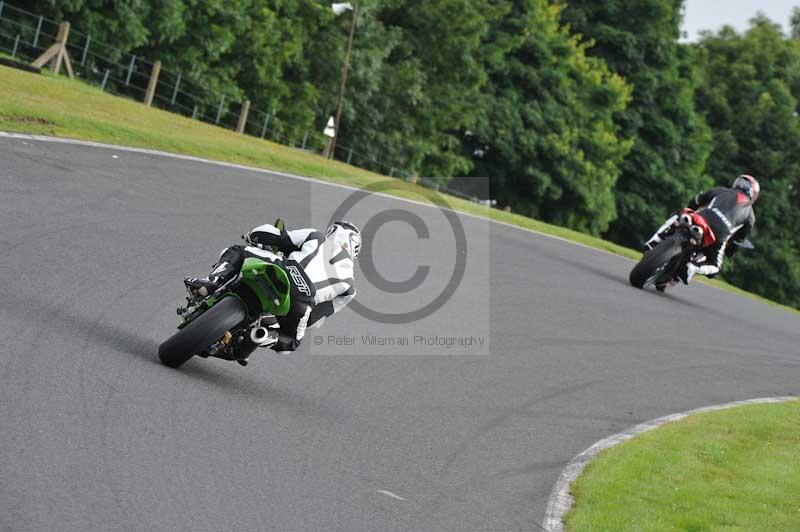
159 257 291 368
159 219 293 369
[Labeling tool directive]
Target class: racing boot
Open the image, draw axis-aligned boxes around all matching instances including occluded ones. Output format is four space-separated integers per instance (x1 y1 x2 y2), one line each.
644 214 678 251
183 277 219 298
676 262 700 285
184 260 236 298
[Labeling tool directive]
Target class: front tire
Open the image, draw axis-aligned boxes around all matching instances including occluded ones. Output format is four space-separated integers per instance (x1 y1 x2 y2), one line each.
159 296 247 368
629 239 683 289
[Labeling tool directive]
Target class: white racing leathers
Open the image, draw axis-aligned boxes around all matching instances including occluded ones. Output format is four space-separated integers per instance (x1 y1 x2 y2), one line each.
212 223 356 352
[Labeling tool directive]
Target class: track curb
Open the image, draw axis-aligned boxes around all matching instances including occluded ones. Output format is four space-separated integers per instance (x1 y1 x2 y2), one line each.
541 395 797 531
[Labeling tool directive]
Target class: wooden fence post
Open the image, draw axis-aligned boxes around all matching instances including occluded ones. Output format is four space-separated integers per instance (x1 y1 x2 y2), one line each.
32 21 74 78
144 60 161 107
236 99 251 133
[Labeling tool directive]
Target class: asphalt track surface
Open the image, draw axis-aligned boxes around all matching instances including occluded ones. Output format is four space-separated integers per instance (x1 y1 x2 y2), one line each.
1 136 798 532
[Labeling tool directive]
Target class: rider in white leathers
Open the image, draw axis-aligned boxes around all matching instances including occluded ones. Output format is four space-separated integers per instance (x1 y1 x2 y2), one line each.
185 220 360 354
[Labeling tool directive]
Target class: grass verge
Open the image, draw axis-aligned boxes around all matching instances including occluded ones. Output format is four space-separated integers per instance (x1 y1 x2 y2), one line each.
565 399 800 532
565 400 800 532
0 64 796 315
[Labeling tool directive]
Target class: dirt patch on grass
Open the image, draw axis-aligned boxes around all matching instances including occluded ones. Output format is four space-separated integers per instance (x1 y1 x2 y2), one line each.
0 115 56 126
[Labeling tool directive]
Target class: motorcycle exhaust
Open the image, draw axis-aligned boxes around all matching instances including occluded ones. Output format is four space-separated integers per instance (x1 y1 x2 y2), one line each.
689 224 704 246
679 213 693 227
250 326 271 345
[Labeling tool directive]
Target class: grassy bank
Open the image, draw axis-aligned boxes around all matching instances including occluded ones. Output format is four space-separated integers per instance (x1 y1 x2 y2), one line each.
0 64 796 315
566 399 800 531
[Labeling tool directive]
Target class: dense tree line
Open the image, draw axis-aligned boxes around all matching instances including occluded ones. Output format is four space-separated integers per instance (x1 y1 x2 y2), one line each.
561 0 713 246
694 16 800 306
19 1 800 307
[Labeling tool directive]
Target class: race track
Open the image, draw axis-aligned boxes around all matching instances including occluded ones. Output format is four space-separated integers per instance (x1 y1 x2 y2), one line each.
1 135 798 532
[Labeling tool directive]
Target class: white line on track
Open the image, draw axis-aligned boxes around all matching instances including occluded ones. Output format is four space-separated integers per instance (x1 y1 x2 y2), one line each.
541 395 797 532
376 489 407 501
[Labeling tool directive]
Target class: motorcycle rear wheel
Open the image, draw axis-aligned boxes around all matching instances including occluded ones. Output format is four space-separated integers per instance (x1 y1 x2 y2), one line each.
159 296 247 368
629 239 683 289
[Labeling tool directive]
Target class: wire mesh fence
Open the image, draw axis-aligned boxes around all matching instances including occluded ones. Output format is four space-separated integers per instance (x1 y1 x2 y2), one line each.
0 1 489 205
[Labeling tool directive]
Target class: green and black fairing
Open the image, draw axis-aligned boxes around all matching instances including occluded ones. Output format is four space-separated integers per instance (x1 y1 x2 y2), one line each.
158 218 294 369
179 257 292 329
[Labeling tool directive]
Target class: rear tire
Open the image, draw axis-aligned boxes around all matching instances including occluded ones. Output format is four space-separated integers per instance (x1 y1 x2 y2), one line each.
159 296 247 368
629 239 683 289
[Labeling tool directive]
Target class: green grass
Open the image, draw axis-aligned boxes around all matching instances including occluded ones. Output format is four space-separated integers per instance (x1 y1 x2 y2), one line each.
565 399 800 532
0 64 796 315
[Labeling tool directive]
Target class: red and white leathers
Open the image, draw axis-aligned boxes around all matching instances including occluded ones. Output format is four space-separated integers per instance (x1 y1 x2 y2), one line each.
646 186 755 283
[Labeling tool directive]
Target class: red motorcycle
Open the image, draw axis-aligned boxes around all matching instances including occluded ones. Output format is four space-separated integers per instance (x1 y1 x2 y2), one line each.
629 208 752 291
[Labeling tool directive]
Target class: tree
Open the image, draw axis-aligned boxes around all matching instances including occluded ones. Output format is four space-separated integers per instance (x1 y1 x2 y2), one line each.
694 16 800 307
791 6 800 40
463 0 632 235
561 0 713 247
24 0 178 59
18 1 468 170
329 0 492 178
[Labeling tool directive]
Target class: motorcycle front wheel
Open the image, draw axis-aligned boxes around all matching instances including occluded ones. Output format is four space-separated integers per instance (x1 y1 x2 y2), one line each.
158 296 247 368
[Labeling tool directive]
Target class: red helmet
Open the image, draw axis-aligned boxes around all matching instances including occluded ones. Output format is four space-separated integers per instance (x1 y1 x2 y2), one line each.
732 174 760 203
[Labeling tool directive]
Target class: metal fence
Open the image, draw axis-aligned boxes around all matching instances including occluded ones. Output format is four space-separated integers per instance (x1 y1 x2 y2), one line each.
0 2 488 204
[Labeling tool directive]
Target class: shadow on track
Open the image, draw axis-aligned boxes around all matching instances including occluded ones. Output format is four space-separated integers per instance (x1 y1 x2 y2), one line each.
545 249 792 338
546 251 631 287
85 318 161 363
2 290 160 362
83 314 303 402
6 291 336 406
